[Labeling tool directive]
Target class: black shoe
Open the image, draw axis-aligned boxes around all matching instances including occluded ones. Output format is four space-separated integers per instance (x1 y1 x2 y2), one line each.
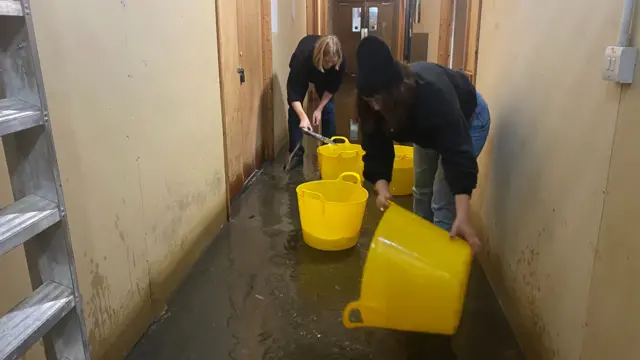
283 153 304 171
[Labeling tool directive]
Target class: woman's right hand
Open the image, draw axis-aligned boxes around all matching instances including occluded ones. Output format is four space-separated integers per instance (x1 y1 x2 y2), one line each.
375 180 392 211
299 116 313 131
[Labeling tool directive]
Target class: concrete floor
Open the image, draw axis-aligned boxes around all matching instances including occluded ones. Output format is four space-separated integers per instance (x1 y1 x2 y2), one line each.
126 152 525 360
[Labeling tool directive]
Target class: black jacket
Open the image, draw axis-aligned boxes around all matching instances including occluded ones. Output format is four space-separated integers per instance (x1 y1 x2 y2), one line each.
286 35 346 104
361 62 478 195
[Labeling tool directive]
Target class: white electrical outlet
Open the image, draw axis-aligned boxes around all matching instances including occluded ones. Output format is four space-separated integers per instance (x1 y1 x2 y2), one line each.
602 46 637 84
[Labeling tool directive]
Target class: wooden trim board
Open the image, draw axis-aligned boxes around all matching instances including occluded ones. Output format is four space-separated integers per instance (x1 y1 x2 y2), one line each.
214 0 233 216
261 0 275 161
397 0 407 59
437 0 453 66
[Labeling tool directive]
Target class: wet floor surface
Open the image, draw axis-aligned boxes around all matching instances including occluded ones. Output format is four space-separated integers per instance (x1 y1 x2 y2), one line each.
126 152 525 360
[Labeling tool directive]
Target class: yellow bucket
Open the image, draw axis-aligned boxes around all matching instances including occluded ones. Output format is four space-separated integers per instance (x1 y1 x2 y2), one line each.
389 145 414 196
296 172 369 251
343 202 472 334
317 137 365 181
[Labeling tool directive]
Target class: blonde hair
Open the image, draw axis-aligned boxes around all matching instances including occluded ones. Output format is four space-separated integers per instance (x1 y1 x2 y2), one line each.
313 35 343 72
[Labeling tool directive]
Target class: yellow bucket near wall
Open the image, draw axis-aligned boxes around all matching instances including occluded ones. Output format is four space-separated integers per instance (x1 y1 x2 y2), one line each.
296 172 369 251
317 137 365 182
343 202 472 335
389 145 414 196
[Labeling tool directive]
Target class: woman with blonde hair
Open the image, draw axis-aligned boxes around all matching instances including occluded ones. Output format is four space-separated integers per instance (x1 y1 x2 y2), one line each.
286 35 345 168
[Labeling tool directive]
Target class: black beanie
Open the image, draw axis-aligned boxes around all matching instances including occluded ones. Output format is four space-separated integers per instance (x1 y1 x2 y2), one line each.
356 36 404 97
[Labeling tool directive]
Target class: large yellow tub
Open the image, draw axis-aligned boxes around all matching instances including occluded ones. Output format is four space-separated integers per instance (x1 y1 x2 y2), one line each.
296 172 369 251
317 137 365 181
343 202 472 334
389 145 414 196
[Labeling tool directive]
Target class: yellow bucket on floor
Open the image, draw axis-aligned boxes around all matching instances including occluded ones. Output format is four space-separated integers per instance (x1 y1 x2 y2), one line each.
317 137 365 181
296 172 369 251
343 203 472 334
389 145 414 196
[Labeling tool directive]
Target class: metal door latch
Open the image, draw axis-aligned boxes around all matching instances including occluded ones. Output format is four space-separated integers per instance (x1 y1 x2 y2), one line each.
237 68 245 84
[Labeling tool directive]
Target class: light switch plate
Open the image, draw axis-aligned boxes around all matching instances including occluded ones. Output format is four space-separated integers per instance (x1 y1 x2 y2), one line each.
350 119 359 141
602 46 637 84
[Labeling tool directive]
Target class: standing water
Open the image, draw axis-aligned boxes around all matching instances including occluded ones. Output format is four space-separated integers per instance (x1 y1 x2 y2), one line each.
126 151 524 360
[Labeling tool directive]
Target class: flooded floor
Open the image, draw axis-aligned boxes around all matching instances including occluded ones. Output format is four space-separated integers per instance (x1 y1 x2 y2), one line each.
126 151 524 360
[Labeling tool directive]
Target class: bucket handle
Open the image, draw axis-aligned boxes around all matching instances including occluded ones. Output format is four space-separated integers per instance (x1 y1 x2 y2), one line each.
330 136 350 144
299 189 326 215
343 301 366 328
339 150 359 158
338 172 362 185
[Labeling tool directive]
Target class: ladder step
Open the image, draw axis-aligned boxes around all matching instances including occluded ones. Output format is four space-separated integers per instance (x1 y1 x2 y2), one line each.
0 0 22 16
0 98 44 137
0 281 75 360
0 195 61 258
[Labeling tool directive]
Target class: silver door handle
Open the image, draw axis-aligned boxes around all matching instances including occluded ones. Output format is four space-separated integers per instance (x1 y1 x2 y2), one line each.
361 28 368 39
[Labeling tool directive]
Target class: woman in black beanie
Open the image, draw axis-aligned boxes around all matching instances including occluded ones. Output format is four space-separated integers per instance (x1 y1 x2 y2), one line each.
356 36 490 254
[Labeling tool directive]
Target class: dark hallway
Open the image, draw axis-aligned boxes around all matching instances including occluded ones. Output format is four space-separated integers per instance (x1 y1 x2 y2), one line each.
126 154 524 360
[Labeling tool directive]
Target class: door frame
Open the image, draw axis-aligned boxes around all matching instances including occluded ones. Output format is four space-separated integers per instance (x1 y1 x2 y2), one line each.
261 0 275 160
437 0 453 66
466 0 483 84
307 0 329 35
215 0 274 215
437 0 483 83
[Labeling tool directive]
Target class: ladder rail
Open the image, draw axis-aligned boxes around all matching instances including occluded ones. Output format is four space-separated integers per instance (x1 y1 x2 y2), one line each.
0 0 92 358
22 0 91 356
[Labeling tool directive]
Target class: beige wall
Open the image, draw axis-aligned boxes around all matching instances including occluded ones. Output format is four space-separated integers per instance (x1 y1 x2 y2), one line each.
1 1 228 359
581 5 640 359
413 0 441 62
272 0 307 152
474 0 632 359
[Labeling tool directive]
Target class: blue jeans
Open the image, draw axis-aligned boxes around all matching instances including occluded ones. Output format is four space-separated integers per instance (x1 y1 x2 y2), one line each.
287 98 336 156
413 92 491 231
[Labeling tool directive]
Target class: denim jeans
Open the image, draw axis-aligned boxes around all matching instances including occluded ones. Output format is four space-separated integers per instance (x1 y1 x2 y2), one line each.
413 92 491 231
287 98 336 156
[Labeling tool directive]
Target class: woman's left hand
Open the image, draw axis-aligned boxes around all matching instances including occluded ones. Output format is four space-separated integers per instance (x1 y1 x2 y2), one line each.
451 217 481 255
312 109 322 126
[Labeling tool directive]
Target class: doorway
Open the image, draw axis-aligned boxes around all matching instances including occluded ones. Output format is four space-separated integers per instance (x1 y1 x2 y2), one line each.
328 0 405 142
437 0 483 83
215 0 274 204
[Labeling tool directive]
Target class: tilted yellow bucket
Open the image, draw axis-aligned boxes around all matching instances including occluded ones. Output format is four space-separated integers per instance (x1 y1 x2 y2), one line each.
389 145 414 196
317 137 365 181
296 172 369 251
343 202 472 334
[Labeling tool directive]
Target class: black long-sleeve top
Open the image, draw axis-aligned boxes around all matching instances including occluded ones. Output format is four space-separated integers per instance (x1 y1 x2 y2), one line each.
360 62 479 195
286 35 346 104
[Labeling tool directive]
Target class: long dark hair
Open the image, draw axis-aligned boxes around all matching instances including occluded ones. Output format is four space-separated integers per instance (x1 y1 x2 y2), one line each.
357 63 418 135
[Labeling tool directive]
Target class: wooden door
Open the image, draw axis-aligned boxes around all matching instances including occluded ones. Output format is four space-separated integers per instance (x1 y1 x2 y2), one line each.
237 0 265 175
216 0 268 201
333 1 365 140
331 0 402 142
438 0 482 83
461 0 482 84
366 2 399 55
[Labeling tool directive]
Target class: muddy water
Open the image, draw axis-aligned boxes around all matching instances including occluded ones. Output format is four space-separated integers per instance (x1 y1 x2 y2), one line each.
126 153 524 360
